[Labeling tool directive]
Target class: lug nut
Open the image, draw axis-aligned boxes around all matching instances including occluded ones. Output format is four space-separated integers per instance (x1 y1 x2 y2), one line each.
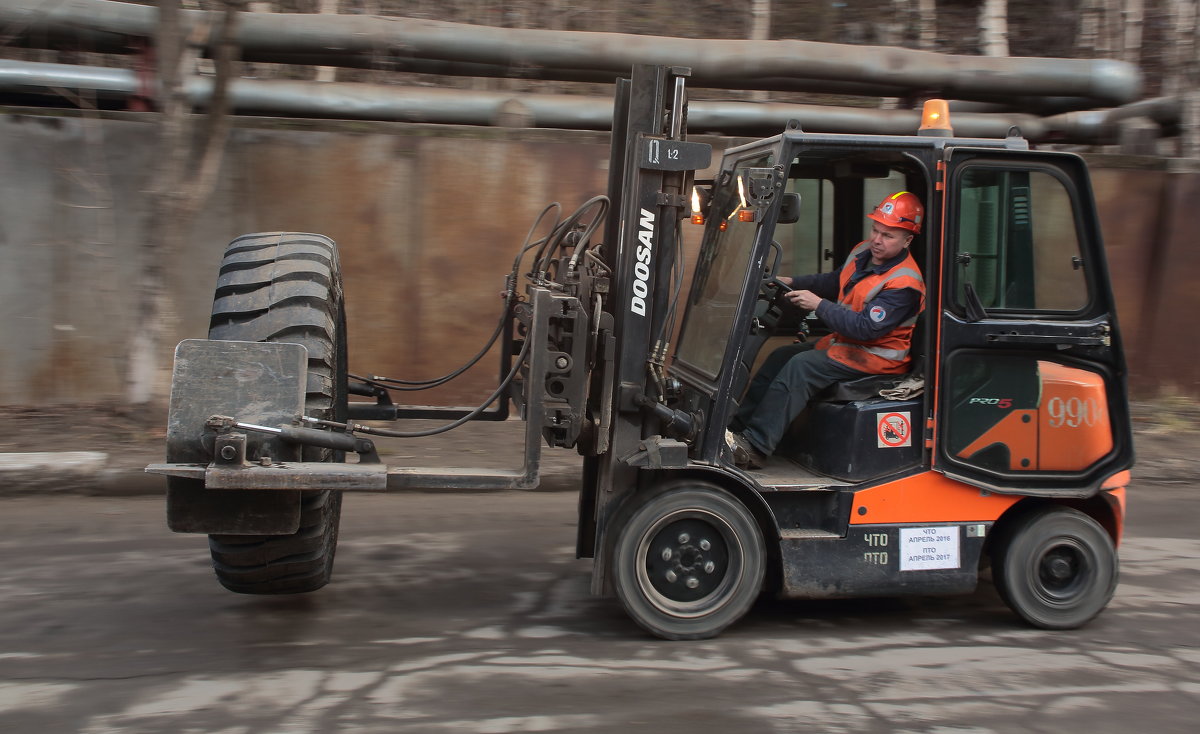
661 548 673 561
678 533 690 544
686 577 699 589
699 539 711 551
665 569 678 583
704 561 716 574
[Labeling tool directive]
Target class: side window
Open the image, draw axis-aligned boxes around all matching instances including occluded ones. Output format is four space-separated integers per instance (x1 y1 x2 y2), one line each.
954 167 1088 313
775 178 834 276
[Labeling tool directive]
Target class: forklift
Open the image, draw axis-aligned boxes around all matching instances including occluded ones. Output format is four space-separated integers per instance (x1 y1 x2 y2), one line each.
149 65 1133 640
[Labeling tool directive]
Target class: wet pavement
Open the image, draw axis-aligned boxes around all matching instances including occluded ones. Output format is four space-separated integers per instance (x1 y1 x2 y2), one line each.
0 475 1197 733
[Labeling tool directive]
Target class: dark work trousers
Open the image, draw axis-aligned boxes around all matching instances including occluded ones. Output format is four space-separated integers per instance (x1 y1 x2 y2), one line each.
734 342 868 455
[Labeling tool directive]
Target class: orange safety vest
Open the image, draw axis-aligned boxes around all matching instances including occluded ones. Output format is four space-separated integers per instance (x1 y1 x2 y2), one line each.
815 242 926 374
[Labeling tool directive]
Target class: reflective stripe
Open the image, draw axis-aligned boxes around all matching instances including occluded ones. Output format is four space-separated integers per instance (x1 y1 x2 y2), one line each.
864 267 925 301
830 338 910 361
843 241 871 269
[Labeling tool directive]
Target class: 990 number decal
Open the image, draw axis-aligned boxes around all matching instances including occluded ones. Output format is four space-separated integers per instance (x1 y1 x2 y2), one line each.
1047 396 1100 428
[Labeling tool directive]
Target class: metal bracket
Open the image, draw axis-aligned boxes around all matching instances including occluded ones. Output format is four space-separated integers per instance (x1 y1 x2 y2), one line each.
638 136 713 172
213 432 248 466
620 435 690 468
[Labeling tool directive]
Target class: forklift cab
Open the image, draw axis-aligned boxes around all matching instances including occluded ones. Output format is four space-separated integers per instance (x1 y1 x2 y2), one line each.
671 125 1132 495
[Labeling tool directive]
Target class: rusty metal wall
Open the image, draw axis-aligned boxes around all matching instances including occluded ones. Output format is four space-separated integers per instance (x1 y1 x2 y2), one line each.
1129 168 1200 397
0 109 1195 407
1083 159 1200 397
0 110 615 407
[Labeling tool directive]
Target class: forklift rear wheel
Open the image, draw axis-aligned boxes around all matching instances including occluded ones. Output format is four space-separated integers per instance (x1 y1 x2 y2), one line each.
205 232 348 594
992 506 1117 630
612 482 765 640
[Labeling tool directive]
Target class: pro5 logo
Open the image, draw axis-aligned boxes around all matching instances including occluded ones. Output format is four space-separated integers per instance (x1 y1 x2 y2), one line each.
968 397 1013 408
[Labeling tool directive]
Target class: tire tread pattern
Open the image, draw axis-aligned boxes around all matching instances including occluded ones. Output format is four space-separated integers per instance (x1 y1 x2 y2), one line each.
205 232 346 595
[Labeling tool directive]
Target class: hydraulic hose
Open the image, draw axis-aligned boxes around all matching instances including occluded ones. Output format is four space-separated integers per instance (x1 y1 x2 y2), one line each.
343 196 607 437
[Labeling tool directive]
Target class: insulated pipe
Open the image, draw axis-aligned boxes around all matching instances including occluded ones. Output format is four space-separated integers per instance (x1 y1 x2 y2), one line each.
1 59 1155 144
0 0 1142 107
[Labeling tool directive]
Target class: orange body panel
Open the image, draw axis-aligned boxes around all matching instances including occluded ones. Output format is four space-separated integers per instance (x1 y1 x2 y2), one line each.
1103 486 1127 544
849 471 1022 525
1102 470 1130 490
956 361 1112 472
958 409 1039 470
1037 361 1113 470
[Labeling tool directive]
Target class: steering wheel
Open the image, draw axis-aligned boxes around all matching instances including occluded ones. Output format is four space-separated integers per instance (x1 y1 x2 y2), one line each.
760 277 812 341
761 277 794 308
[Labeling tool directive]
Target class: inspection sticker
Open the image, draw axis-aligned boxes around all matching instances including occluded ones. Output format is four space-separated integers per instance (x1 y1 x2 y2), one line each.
900 526 960 571
877 411 912 448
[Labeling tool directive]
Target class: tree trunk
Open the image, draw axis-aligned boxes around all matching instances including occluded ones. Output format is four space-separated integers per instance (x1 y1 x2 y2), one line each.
127 0 241 407
917 0 937 51
750 0 771 101
1165 1 1200 157
315 0 339 83
980 0 1009 57
1122 0 1145 64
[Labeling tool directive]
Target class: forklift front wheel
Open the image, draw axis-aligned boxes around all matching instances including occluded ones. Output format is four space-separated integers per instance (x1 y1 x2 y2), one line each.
992 506 1118 630
612 482 765 640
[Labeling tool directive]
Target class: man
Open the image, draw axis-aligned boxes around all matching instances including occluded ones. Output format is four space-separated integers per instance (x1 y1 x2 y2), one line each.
727 191 926 469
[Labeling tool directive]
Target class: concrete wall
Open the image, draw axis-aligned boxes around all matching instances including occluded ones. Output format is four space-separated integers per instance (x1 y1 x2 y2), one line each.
0 108 1195 407
0 110 615 407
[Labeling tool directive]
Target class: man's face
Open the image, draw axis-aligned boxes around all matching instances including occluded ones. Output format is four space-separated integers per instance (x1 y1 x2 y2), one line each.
867 222 913 265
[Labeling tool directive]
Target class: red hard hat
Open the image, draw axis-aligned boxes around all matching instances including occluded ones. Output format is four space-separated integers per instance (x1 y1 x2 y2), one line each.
867 191 924 234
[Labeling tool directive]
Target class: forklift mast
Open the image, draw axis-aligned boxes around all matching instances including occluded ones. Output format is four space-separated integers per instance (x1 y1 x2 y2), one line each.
575 66 713 582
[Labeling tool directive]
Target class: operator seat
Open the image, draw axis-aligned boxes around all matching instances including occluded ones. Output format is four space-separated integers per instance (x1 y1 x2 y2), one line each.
783 320 926 481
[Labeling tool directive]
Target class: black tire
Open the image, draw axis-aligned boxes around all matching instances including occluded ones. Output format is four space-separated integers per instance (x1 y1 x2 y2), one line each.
612 482 765 640
205 232 348 594
992 506 1117 630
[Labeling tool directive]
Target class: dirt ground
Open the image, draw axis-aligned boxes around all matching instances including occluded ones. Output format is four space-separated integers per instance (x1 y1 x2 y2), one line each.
0 397 1198 486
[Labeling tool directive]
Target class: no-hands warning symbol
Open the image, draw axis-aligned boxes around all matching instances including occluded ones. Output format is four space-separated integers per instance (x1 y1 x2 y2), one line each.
877 412 912 448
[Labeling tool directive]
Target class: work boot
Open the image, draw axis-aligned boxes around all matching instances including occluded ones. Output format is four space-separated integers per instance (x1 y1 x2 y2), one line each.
725 429 768 470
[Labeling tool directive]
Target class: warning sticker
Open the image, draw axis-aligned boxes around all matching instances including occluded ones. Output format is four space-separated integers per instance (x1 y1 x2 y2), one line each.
877 412 912 448
900 527 961 571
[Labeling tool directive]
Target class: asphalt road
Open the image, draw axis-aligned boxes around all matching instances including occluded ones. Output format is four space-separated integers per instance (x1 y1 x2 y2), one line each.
1 482 1197 734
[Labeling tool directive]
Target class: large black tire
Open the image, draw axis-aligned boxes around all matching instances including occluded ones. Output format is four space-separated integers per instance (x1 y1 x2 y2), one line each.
205 232 348 594
992 506 1118 630
612 481 765 640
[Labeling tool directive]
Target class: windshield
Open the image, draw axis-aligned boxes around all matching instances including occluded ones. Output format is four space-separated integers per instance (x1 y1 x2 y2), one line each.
674 153 773 381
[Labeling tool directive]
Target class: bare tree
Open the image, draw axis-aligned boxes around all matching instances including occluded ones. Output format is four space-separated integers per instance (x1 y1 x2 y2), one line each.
1163 0 1200 157
316 0 340 82
980 0 1009 57
1122 0 1145 64
750 0 770 101
127 0 243 406
916 0 937 51
1077 0 1127 57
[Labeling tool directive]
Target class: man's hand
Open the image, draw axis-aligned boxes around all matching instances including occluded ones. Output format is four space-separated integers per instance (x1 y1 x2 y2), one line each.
786 289 822 311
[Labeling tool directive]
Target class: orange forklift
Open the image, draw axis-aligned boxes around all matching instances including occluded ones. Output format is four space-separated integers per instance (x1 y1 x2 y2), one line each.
150 66 1132 639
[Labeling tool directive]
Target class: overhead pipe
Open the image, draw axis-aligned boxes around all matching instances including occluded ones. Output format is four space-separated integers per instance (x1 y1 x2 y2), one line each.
0 0 1142 108
2 59 1167 145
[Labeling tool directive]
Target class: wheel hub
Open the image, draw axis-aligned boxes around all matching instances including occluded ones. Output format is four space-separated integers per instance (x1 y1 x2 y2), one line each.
1037 542 1088 598
644 519 729 604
